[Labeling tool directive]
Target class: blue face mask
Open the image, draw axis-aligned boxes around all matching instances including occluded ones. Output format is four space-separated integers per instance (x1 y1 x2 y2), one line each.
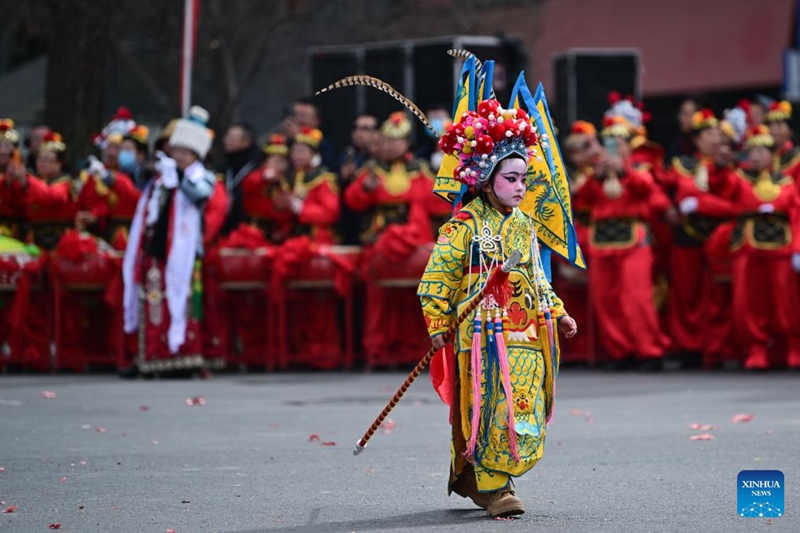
118 150 137 172
426 117 448 139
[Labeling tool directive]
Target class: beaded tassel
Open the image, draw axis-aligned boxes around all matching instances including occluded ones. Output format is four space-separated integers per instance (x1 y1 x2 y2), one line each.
465 310 483 460
494 308 519 460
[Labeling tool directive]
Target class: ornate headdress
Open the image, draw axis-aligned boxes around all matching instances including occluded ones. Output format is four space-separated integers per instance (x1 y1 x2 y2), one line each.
0 118 19 145
315 49 584 269
600 115 633 139
745 125 774 149
691 109 719 131
263 133 289 156
765 100 791 123
569 120 597 138
380 111 413 139
126 125 150 146
294 127 323 150
721 101 749 145
94 106 137 149
40 132 66 155
438 99 537 187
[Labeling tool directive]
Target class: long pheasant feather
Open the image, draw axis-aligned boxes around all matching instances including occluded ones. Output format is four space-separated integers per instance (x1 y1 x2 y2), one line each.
316 75 436 136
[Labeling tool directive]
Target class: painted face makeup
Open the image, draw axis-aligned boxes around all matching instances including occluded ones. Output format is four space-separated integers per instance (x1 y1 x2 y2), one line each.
488 157 528 208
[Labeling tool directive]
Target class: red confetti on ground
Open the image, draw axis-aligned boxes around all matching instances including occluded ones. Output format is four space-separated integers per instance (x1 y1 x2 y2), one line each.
493 516 515 521
321 441 336 446
0 467 5 472
59 477 67 482
767 519 772 525
95 427 107 433
380 419 396 434
308 434 320 442
167 529 176 533
40 391 57 399
139 406 149 411
731 413 754 424
79 461 88 466
585 417 594 424
199 369 213 380
184 396 205 406
2 505 17 513
570 408 590 416
48 524 61 530
765 430 774 435
689 434 715 441
151 440 159 446
268 423 280 428
688 423 718 431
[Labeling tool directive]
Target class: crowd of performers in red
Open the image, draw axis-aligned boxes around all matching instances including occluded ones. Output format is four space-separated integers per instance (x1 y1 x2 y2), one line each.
1 94 799 375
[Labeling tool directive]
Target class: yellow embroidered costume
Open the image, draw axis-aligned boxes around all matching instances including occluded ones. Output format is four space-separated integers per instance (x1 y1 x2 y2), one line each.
419 196 566 491
317 49 582 516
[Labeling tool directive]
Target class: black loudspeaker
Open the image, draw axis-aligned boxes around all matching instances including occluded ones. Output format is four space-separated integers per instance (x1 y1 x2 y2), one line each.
309 50 359 154
553 49 641 130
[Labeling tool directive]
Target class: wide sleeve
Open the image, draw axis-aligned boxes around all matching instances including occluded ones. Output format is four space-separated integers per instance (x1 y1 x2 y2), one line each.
299 175 340 227
343 168 376 212
417 219 471 339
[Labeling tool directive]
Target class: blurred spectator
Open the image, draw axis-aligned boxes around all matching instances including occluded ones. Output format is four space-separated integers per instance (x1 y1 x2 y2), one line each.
280 97 338 171
415 105 450 171
220 122 260 236
665 97 699 163
339 114 377 244
24 124 52 173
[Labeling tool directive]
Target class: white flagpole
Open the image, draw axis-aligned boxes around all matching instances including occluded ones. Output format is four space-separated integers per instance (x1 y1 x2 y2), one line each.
180 0 197 118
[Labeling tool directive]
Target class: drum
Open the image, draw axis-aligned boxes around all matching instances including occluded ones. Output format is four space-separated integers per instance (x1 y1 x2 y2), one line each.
209 247 273 287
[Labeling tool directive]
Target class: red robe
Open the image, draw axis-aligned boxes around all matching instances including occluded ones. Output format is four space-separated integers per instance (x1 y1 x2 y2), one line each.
77 170 141 250
774 141 800 183
344 157 436 367
555 168 593 363
659 156 736 355
711 167 800 369
579 163 668 361
241 168 294 243
6 175 78 370
205 168 291 368
275 166 344 368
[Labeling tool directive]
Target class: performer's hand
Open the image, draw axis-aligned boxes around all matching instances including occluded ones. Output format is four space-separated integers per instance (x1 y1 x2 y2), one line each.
6 161 27 185
791 252 800 274
678 196 699 215
362 170 380 192
664 206 681 227
558 316 578 338
431 334 448 350
75 210 98 230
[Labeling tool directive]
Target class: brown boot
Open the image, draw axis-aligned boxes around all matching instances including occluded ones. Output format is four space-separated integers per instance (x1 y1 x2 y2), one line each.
450 468 490 509
485 487 525 518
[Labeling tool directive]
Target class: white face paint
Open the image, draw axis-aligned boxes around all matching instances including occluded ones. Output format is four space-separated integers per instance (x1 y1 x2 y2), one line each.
484 157 528 208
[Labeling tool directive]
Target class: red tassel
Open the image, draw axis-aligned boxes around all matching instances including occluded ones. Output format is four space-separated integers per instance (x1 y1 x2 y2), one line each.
484 267 512 308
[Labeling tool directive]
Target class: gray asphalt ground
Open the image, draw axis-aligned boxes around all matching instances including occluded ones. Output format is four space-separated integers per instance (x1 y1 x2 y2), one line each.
0 369 798 533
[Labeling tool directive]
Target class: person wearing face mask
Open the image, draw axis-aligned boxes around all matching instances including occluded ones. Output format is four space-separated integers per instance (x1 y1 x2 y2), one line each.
75 127 144 251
